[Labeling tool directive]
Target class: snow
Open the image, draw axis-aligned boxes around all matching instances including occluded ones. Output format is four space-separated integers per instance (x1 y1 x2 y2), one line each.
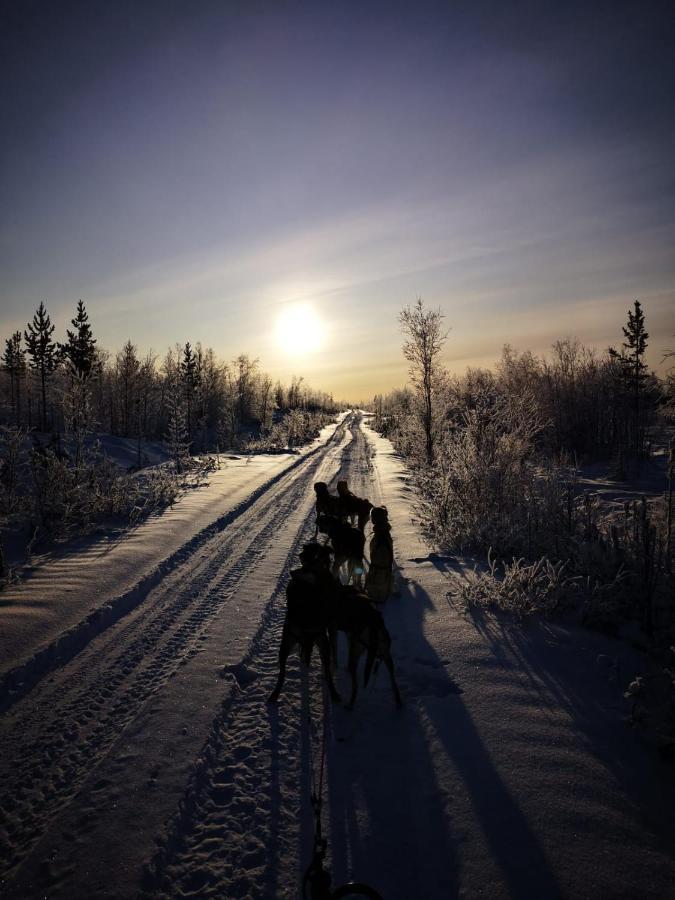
1 412 674 899
0 414 347 684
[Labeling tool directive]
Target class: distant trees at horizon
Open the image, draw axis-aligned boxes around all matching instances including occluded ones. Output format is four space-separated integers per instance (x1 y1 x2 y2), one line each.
375 297 673 643
376 298 669 466
0 299 341 454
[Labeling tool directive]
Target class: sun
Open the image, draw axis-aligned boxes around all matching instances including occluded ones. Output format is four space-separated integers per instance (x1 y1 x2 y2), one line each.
275 304 324 355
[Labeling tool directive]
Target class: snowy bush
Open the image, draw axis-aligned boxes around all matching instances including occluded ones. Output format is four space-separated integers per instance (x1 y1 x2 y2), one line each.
246 409 334 452
459 550 579 619
419 386 545 553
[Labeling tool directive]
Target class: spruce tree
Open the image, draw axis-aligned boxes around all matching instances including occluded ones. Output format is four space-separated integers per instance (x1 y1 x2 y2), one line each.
116 340 140 436
61 299 97 378
164 381 190 473
610 299 650 457
24 302 57 432
180 342 200 439
622 299 648 380
2 331 26 424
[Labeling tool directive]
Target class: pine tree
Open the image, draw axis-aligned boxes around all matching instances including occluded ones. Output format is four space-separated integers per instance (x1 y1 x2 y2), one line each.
2 331 26 424
24 302 57 432
610 299 650 457
61 299 97 378
164 381 190 473
116 340 140 436
180 342 200 440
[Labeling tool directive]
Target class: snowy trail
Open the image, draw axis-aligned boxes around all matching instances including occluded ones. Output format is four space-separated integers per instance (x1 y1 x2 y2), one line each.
143 415 378 900
0 415 355 897
2 414 675 900
146 420 675 900
0 415 348 705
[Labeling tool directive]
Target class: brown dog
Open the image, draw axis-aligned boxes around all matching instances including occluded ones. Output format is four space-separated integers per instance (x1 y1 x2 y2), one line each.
336 480 373 532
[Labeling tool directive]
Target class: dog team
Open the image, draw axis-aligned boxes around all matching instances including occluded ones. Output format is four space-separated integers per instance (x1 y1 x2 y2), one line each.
268 480 402 708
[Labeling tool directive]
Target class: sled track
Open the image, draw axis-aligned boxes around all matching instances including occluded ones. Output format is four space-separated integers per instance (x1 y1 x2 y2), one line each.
143 415 383 898
0 421 346 715
0 417 354 885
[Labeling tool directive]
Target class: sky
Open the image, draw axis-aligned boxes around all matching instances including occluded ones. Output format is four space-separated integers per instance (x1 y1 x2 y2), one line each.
1 0 674 400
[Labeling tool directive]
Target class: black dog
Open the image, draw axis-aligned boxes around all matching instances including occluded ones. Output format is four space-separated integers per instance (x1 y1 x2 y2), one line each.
336 480 373 532
313 482 346 536
268 543 341 704
327 584 403 709
317 513 365 584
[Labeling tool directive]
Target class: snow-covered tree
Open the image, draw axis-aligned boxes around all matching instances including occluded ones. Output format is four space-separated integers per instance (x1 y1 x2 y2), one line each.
399 298 449 466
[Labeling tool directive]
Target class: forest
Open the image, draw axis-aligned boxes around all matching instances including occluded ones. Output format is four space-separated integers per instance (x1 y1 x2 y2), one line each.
373 299 674 745
0 300 340 567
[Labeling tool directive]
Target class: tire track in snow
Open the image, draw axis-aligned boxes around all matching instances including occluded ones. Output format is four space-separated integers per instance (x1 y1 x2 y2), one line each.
0 420 346 715
0 418 353 888
143 414 377 899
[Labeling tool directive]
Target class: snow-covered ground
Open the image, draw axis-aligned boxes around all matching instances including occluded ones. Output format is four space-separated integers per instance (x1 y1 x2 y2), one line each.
1 412 674 899
0 415 347 682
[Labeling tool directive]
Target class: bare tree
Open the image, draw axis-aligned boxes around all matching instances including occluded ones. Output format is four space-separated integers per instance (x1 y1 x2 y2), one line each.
399 297 448 465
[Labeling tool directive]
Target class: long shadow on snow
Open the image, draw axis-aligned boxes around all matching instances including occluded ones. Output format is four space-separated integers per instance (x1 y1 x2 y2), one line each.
324 576 561 900
468 606 675 858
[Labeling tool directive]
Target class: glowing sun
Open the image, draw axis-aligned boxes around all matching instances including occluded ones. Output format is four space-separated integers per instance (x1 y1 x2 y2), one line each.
275 304 324 355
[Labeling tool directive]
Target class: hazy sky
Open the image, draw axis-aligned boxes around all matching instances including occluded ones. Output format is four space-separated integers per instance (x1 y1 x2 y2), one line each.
1 0 673 399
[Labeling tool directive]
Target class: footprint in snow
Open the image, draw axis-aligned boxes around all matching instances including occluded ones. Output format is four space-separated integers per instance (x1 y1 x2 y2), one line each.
219 663 260 689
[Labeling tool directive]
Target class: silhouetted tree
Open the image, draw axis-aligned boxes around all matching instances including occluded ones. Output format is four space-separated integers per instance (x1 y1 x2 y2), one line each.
2 332 26 424
24 302 57 432
164 379 190 473
61 299 97 379
610 299 650 456
116 341 140 436
180 342 200 440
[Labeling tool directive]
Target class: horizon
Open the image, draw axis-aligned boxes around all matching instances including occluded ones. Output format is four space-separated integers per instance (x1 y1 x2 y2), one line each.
1 1 674 399
3 293 671 405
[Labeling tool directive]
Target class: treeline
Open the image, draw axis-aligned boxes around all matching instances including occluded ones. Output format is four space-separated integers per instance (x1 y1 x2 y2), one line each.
0 300 340 567
373 298 673 643
1 299 340 456
375 300 668 469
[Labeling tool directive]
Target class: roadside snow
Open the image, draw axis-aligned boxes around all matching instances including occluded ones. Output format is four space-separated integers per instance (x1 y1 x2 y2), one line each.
349 419 675 899
0 415 346 679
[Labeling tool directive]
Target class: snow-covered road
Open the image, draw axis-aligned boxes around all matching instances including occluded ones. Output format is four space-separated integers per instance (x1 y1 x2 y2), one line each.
1 413 674 899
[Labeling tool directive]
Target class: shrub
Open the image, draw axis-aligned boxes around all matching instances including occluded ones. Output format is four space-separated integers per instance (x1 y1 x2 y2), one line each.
459 550 579 619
